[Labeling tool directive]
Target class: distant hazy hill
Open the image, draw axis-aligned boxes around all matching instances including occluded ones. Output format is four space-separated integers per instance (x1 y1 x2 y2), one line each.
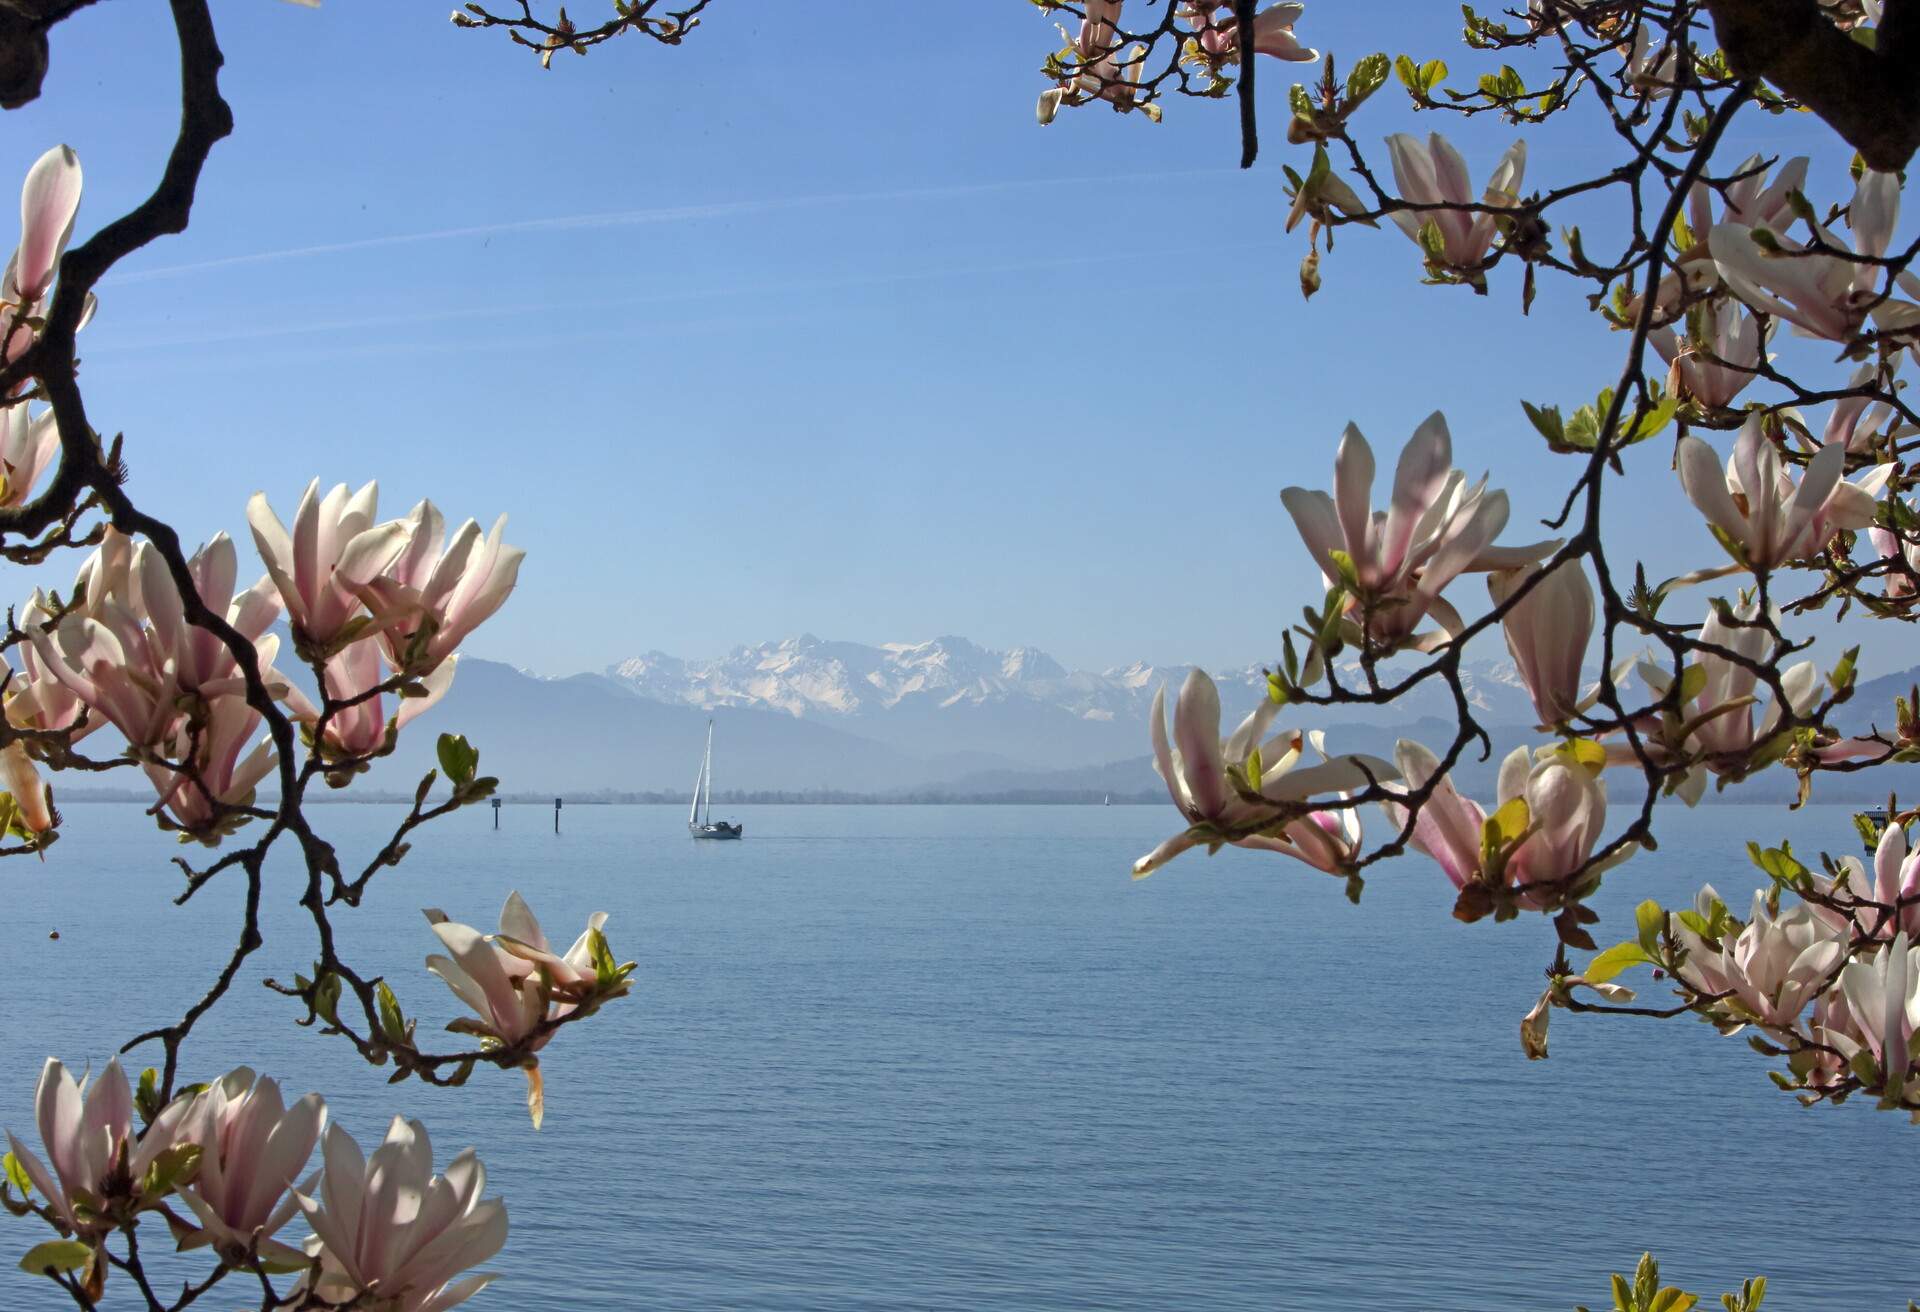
353 636 1920 802
50 630 1920 804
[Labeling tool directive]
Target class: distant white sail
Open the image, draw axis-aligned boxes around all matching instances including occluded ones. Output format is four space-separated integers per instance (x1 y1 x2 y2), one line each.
690 720 713 826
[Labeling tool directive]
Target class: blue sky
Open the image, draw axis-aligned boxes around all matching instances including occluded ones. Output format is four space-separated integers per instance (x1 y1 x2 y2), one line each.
0 2 1894 678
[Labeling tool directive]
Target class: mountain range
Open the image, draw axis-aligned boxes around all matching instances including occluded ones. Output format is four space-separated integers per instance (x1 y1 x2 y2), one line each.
313 633 1916 804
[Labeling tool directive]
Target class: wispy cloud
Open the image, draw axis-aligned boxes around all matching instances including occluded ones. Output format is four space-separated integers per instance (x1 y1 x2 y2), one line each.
89 239 1272 357
104 169 1232 287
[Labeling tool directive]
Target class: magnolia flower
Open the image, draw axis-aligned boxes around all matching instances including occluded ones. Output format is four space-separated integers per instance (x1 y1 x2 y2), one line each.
4 1057 194 1236
5 530 135 742
424 892 615 1126
33 604 178 748
1 146 89 375
1870 516 1920 598
295 1118 505 1312
1643 154 1811 312
1381 739 1485 890
1686 155 1810 253
1712 891 1847 1030
1280 413 1556 646
173 1068 326 1267
1837 931 1920 1094
1630 600 1818 791
1489 558 1593 727
0 403 56 507
303 637 456 761
247 480 410 649
1813 365 1897 454
1676 415 1892 570
1495 746 1621 897
1669 885 1734 995
1814 824 1920 942
1650 301 1764 411
1 740 52 838
143 694 277 834
359 500 524 674
1382 133 1526 274
1180 1 1318 62
1710 169 1920 343
129 534 281 699
1622 23 1681 93
1134 669 1395 877
1038 0 1163 123
1387 740 1625 905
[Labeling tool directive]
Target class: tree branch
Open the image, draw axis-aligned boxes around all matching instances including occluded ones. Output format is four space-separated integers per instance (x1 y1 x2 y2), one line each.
1703 0 1920 170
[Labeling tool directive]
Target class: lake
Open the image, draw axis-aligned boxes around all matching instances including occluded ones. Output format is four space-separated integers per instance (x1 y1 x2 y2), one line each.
0 801 1910 1310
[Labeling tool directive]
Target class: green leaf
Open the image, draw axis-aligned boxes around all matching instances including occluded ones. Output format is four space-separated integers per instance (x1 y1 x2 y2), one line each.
312 970 342 1027
1677 663 1707 705
436 733 479 787
1521 400 1565 444
1627 393 1679 442
1553 737 1608 774
135 1067 162 1126
139 1143 201 1198
2 1152 32 1197
1343 52 1390 111
376 981 409 1046
18 1240 91 1276
1634 900 1666 954
1324 549 1362 592
1829 645 1859 693
1584 941 1656 984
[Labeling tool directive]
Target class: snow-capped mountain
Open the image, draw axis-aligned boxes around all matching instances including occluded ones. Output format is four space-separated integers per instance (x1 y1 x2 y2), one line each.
602 634 1543 762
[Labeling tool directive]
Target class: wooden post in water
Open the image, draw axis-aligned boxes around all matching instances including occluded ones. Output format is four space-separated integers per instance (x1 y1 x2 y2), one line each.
553 797 562 834
492 797 501 830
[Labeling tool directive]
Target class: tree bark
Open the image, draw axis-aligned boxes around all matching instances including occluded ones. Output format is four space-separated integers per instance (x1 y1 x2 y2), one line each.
1703 0 1920 171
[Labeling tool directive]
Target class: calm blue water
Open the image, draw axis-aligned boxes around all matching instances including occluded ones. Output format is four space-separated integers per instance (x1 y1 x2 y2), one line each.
0 802 1910 1310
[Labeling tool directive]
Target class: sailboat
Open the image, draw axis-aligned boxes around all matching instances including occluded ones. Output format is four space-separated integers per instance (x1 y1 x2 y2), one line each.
688 719 743 840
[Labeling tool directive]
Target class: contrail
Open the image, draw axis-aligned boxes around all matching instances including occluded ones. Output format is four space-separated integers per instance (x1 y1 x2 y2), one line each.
104 168 1234 287
89 239 1273 356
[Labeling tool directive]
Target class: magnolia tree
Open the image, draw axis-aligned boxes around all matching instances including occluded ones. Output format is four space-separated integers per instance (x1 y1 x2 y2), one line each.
0 3 650 1308
4 0 1920 1307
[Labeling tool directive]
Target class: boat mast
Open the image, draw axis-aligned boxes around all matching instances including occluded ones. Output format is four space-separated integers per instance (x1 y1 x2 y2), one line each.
700 719 714 826
689 723 710 828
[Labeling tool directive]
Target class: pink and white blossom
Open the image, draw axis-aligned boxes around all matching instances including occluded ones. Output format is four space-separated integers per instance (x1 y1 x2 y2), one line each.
142 695 277 834
359 500 524 674
1134 669 1394 877
1710 169 1920 343
1815 825 1920 943
1676 414 1892 570
302 638 456 761
1711 891 1847 1030
1494 746 1623 897
1870 514 1920 597
0 403 57 508
247 480 410 649
1488 558 1594 727
294 1118 505 1312
4 1057 195 1235
1632 600 1819 785
1 740 52 838
1837 931 1920 1095
1381 739 1486 890
173 1068 326 1267
1179 2 1318 63
1280 412 1556 646
1651 301 1764 410
1382 134 1526 273
1 146 90 377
